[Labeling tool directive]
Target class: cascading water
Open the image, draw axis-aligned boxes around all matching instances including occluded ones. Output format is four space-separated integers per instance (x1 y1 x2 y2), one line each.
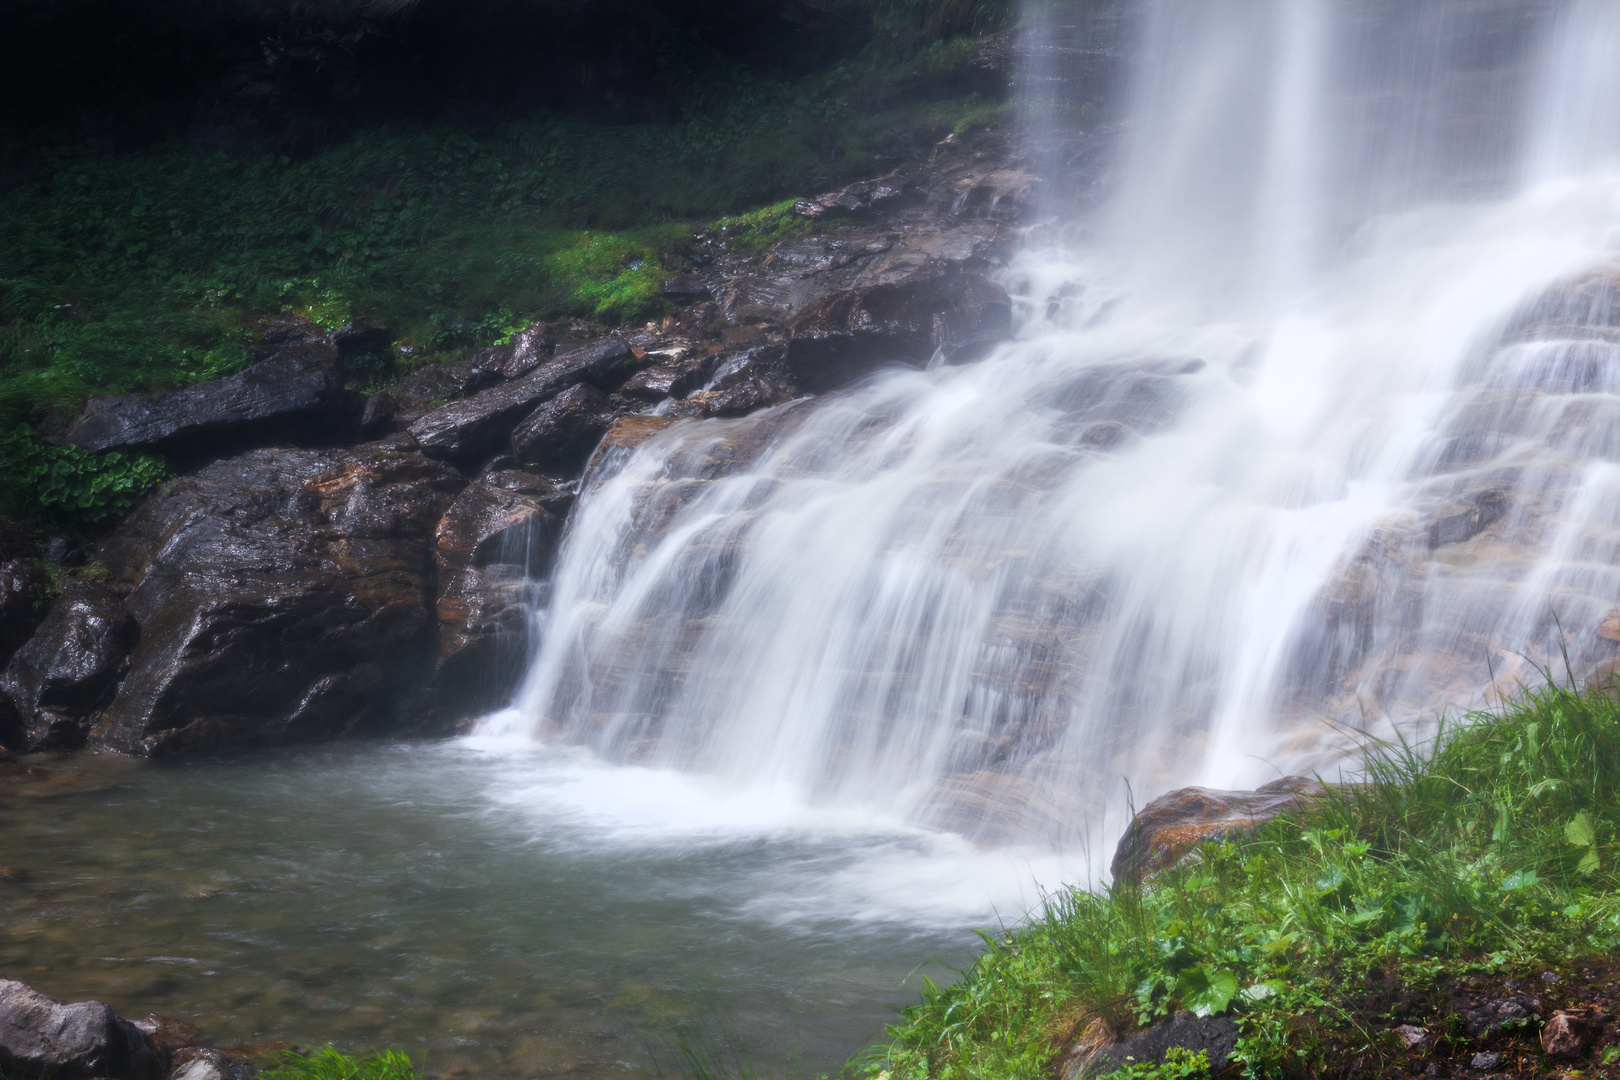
488 0 1620 860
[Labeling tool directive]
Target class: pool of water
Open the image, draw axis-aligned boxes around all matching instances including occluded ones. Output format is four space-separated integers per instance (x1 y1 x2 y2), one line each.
0 736 1080 1078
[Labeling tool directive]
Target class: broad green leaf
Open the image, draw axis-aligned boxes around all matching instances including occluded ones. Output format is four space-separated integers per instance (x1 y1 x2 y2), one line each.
1176 965 1238 1018
1578 847 1601 875
1565 812 1597 848
1499 869 1539 892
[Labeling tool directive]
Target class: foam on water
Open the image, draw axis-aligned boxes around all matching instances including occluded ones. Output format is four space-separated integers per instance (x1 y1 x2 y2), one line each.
484 0 1620 868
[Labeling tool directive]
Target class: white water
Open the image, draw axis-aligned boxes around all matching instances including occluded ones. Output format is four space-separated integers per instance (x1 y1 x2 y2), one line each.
484 0 1620 891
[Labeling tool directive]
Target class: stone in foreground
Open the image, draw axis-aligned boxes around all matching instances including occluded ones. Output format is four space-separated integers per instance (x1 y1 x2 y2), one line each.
94 446 466 754
0 979 165 1080
1110 775 1327 884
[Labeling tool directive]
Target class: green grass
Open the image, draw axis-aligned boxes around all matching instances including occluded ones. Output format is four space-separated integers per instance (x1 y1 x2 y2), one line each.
259 1047 416 1080
861 679 1620 1080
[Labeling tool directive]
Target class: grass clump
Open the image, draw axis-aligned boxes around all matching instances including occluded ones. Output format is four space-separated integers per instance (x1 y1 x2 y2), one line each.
862 680 1620 1080
259 1046 415 1080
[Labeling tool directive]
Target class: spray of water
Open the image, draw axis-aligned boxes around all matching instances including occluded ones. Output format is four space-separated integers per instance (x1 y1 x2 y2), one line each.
483 0 1620 870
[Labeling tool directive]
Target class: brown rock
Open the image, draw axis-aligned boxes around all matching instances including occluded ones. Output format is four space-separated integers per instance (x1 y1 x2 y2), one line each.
0 582 138 752
1542 1011 1589 1057
784 273 1010 393
415 481 557 727
1110 776 1327 884
91 446 466 754
509 382 618 470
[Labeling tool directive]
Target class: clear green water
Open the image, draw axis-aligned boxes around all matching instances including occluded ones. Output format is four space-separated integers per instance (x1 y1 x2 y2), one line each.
0 739 1070 1078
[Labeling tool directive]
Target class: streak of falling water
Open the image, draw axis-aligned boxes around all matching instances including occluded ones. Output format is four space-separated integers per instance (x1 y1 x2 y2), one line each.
486 0 1620 870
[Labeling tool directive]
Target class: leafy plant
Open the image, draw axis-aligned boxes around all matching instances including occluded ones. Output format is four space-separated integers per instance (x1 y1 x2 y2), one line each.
862 679 1620 1080
0 425 167 531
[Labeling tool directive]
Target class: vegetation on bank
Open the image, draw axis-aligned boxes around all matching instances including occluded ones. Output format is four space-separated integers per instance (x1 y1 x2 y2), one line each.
0 1 1016 535
861 680 1620 1080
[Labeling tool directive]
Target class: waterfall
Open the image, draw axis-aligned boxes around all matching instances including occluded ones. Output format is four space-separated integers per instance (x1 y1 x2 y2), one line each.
486 0 1620 851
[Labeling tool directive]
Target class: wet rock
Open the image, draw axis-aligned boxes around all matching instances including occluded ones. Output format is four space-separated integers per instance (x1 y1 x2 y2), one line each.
414 481 556 728
509 383 618 470
661 300 720 340
1110 776 1327 884
1424 1063 1449 1079
1471 1051 1503 1070
784 273 1010 393
0 582 138 753
792 173 920 221
330 319 392 361
1463 996 1541 1039
667 347 796 420
66 348 361 459
619 363 703 402
389 359 497 412
1542 1011 1589 1057
0 978 166 1080
1428 489 1508 548
1500 269 1620 346
1088 1011 1239 1078
359 392 398 438
662 275 712 303
410 336 634 468
471 323 555 384
0 559 50 667
92 446 465 755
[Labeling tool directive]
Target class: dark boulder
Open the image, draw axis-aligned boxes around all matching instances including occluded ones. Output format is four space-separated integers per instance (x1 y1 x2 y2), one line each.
91 446 465 755
619 362 703 402
0 559 50 668
470 323 555 383
414 480 558 728
784 273 1010 392
410 336 634 468
1110 776 1326 884
0 978 166 1080
670 347 796 419
1464 996 1542 1040
0 582 138 753
661 274 712 303
510 383 618 469
65 349 361 459
359 392 398 438
329 319 392 361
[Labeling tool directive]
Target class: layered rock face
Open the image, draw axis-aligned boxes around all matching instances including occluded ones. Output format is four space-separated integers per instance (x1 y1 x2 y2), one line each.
1 128 1022 757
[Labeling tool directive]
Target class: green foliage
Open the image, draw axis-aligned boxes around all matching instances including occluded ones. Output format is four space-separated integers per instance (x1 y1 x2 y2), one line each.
259 1046 415 1080
863 682 1620 1080
1102 1047 1212 1080
0 425 166 531
712 200 811 258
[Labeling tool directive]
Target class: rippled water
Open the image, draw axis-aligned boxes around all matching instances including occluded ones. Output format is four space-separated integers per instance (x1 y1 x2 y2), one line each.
0 739 1072 1077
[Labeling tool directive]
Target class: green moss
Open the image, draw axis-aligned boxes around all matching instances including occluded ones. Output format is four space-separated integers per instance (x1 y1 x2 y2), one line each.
713 199 811 258
863 681 1620 1080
